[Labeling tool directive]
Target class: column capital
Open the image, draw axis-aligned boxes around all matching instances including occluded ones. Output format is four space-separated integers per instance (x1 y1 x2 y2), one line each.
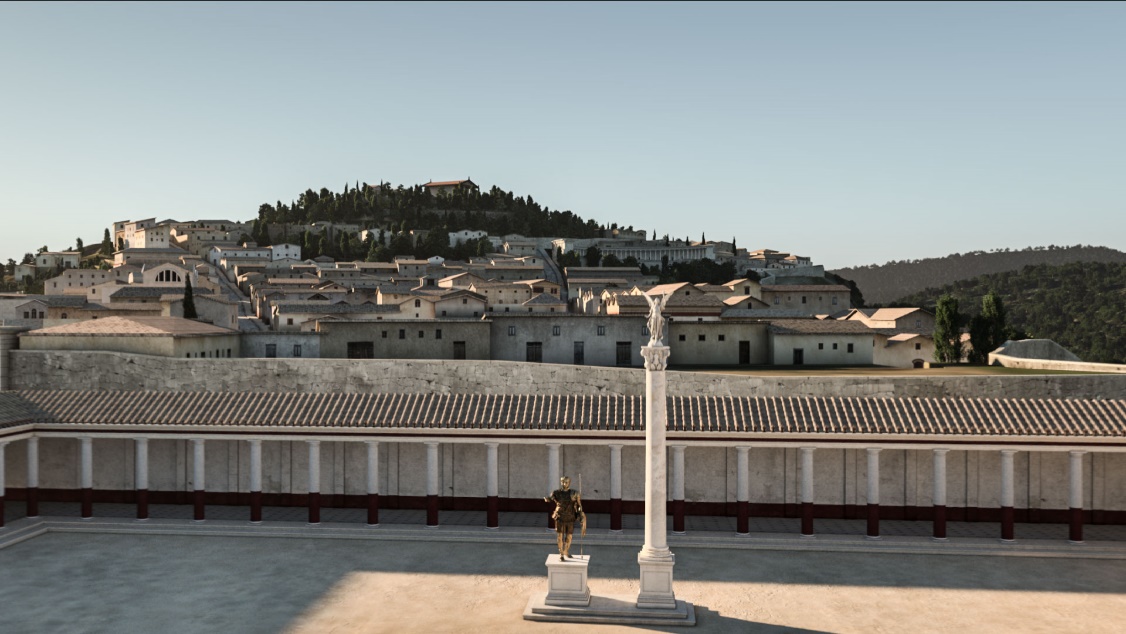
1069 449 1088 457
670 444 686 453
933 448 950 455
735 445 751 454
640 345 670 371
307 439 321 447
363 439 379 447
608 443 624 450
191 438 206 446
546 442 561 449
425 440 441 447
800 446 816 454
248 438 263 446
866 447 882 455
133 437 149 444
1000 449 1018 457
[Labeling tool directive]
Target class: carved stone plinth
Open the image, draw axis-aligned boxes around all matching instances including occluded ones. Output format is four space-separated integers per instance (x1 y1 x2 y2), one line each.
544 554 591 607
637 551 678 609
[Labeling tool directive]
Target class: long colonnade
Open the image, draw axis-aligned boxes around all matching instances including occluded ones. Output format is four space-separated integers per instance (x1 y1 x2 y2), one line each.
0 435 1094 544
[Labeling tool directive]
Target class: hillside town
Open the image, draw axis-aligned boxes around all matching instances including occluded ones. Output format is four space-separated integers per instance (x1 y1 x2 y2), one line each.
0 187 937 369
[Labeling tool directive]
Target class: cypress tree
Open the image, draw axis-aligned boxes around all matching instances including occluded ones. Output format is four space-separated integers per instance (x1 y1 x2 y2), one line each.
183 278 198 320
933 294 963 363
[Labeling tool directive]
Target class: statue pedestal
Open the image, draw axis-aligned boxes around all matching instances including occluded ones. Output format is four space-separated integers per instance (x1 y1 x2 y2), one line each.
544 555 591 607
637 551 677 609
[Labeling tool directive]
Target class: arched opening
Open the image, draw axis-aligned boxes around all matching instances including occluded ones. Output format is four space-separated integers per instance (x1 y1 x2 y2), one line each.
912 359 925 369
156 269 182 283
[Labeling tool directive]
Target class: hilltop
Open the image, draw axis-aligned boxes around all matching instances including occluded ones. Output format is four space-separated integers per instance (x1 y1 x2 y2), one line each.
832 245 1126 305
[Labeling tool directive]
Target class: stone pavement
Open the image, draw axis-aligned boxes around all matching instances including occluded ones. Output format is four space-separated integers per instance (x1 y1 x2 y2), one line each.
6 500 1126 542
1 525 1125 634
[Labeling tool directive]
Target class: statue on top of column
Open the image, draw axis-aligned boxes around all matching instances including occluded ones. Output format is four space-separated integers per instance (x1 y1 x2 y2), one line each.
643 293 668 346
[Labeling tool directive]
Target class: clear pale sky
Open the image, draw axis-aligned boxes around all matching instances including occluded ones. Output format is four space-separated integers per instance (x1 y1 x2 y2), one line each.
2 2 1124 269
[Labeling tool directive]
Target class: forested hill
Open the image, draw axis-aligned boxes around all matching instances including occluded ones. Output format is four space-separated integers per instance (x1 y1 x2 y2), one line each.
893 261 1126 364
832 246 1126 305
255 183 628 239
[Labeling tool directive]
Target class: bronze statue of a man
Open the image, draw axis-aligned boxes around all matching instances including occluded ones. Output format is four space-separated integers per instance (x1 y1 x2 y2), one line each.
544 475 587 561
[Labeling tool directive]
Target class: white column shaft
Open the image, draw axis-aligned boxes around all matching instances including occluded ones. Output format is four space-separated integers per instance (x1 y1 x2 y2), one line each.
1069 451 1086 509
307 440 321 494
135 438 149 490
27 437 39 488
643 353 669 554
485 442 498 497
736 446 750 502
249 439 263 492
1000 450 1016 507
192 439 205 491
800 447 815 503
866 448 881 504
80 437 93 489
426 442 440 497
546 443 561 494
609 444 623 499
933 449 949 506
670 445 686 500
366 441 379 495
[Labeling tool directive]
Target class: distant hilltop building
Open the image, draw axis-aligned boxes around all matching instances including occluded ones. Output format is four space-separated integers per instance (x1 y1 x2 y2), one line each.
422 178 478 196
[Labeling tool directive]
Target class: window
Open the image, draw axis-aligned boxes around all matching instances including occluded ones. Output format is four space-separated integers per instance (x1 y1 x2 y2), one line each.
802 296 807 304
441 310 447 316
382 330 388 339
679 334 686 341
61 313 68 319
508 325 516 336
684 290 689 295
833 343 838 350
773 297 780 305
718 334 725 342
847 343 854 353
915 343 921 350
915 319 922 328
616 342 632 366
526 342 543 363
597 325 606 336
819 343 824 350
698 334 706 342
553 326 560 336
832 296 839 305
414 299 421 307
573 341 585 365
399 329 405 339
462 298 467 304
227 349 232 358
287 318 294 326
744 287 750 295
453 341 466 359
504 307 510 313
265 344 277 358
418 330 424 338
185 353 190 358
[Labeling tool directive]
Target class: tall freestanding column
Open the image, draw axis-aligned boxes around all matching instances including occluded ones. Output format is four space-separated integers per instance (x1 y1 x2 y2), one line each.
191 439 206 522
670 445 686 535
800 447 815 537
365 441 380 526
426 441 440 528
546 443 561 531
135 438 149 520
609 444 623 532
307 440 321 525
485 442 499 530
637 314 677 610
80 437 93 519
736 446 750 535
1069 450 1086 544
866 448 881 539
26 437 39 518
1000 450 1016 542
932 449 949 540
249 439 263 523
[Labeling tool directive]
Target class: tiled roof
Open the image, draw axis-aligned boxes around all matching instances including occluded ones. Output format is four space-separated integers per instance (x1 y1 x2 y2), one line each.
423 179 474 187
0 393 53 427
274 302 400 315
21 316 237 337
13 391 1126 438
768 319 876 335
111 286 214 298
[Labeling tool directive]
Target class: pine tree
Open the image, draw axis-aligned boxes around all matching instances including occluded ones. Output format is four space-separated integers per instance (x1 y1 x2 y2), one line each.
183 278 198 320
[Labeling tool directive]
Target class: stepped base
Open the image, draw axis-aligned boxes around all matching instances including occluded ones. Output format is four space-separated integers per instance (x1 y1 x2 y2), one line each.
524 593 696 626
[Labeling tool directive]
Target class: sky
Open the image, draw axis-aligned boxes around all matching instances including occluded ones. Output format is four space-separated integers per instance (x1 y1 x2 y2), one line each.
1 2 1124 269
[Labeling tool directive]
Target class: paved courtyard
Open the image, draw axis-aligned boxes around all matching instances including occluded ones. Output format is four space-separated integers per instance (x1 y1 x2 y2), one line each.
2 526 1125 633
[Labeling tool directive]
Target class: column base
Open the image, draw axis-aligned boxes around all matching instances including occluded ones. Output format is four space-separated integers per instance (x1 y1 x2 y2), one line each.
931 537 949 543
1068 540 1085 546
636 551 677 610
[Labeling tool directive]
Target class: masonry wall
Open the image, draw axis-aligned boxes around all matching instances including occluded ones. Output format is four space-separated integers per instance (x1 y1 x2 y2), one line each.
3 438 1122 520
10 350 1126 399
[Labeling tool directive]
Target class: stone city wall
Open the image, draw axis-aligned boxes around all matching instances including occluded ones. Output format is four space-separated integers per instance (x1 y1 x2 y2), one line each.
2 438 1124 518
9 350 1126 399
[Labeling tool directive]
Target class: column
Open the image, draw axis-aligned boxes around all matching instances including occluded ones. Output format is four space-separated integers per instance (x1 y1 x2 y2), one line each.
736 446 750 535
1069 450 1086 544
26 437 39 518
866 448 881 539
1000 449 1016 542
135 438 149 520
637 343 676 610
425 441 439 528
546 443 561 531
307 440 321 525
249 439 263 523
932 449 949 540
609 444 623 533
670 445 686 535
192 439 205 522
800 447 815 537
365 441 380 526
80 437 93 519
0 442 6 528
485 442 499 530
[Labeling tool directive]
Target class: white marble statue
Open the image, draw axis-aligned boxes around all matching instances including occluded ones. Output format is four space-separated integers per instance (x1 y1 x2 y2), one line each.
643 293 668 346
